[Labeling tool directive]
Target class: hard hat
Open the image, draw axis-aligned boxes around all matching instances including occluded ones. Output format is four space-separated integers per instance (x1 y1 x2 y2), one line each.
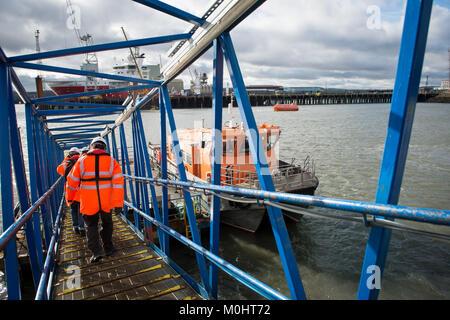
90 136 107 146
69 147 80 154
81 146 89 153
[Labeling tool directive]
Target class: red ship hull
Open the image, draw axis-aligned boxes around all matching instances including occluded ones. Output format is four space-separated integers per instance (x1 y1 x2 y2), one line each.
50 85 130 99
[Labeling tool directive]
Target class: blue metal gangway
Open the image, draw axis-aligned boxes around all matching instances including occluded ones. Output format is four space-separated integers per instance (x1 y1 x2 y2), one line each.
0 0 449 301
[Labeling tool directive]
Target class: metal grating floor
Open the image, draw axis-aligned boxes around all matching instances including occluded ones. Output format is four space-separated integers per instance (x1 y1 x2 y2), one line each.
51 209 202 300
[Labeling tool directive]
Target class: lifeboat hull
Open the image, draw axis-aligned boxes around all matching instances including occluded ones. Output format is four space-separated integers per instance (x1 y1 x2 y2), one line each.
273 103 298 111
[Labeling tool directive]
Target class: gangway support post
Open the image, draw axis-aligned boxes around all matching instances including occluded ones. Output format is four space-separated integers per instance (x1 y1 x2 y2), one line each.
0 63 21 299
357 0 433 300
119 123 137 212
8 82 41 289
209 38 224 300
160 85 210 296
220 32 306 300
159 92 169 255
135 109 165 250
25 103 45 271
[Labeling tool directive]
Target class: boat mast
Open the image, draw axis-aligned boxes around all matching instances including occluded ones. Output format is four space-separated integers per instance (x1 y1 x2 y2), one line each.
34 30 44 98
121 26 144 102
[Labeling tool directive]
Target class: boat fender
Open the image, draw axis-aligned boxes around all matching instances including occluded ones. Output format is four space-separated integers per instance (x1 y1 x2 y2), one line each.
157 150 161 164
272 168 280 177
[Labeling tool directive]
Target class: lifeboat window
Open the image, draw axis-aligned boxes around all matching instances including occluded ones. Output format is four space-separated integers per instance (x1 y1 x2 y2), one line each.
186 152 192 166
239 138 250 154
181 150 192 165
267 134 279 151
223 139 236 154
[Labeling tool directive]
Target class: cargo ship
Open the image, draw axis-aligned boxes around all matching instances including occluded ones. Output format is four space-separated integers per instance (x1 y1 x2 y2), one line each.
44 47 161 99
149 119 319 232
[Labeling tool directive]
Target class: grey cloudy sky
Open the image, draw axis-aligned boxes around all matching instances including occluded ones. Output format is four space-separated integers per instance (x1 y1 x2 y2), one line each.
0 0 449 91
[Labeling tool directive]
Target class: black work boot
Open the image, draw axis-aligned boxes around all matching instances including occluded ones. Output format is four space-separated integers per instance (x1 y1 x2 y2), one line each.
89 254 103 264
105 246 116 257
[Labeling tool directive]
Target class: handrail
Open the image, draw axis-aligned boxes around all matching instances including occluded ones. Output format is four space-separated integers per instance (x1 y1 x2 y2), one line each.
0 176 64 251
124 174 450 226
124 201 289 300
35 194 65 300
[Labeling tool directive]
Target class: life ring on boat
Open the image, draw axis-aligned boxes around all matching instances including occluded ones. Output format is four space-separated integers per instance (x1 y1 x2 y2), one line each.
157 150 161 164
271 168 280 177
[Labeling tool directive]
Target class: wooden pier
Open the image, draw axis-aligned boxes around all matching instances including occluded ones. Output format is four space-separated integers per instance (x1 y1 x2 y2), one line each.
51 209 202 300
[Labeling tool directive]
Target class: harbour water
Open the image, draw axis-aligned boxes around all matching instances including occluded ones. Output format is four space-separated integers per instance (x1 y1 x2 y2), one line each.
1 102 449 299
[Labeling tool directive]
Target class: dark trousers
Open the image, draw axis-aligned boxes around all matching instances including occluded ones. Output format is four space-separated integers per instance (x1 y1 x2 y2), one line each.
70 201 84 230
82 211 114 257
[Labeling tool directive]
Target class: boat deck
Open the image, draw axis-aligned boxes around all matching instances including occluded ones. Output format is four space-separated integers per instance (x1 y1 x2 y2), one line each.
51 208 202 300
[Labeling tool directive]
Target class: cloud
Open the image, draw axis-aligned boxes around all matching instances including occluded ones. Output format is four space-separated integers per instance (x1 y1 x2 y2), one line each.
0 0 448 90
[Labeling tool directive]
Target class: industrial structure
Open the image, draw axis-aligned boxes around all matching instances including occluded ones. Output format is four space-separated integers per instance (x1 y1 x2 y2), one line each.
0 0 448 302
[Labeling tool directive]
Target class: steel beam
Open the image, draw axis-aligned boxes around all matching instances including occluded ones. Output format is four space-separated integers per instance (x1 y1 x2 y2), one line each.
25 103 45 270
125 200 288 300
8 33 192 63
45 116 116 123
162 0 264 81
209 38 224 300
132 0 205 26
159 91 169 255
7 76 42 289
160 85 210 296
12 62 161 86
0 63 21 299
49 123 107 131
119 123 136 208
52 132 101 139
221 32 306 300
357 0 434 300
35 101 126 108
136 110 164 247
31 84 152 103
37 107 124 116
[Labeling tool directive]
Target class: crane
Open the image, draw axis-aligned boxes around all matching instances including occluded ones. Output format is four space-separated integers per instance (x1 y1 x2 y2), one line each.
120 27 144 80
66 0 98 90
66 0 98 66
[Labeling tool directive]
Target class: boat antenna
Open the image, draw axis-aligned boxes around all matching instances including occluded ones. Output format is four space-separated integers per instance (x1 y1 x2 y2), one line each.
34 29 43 79
121 26 144 80
35 29 42 65
34 29 44 97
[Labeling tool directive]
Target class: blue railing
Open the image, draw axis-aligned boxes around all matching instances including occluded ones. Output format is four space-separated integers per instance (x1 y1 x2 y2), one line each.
0 0 447 301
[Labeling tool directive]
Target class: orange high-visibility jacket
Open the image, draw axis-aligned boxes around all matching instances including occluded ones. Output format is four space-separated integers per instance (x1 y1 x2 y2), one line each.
57 154 80 204
66 149 124 215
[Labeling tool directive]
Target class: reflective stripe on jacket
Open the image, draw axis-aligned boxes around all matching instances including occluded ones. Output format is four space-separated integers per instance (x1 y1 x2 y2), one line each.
67 149 124 215
57 155 80 204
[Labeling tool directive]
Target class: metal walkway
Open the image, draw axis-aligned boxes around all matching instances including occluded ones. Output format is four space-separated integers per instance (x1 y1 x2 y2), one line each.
52 208 200 300
1 0 449 302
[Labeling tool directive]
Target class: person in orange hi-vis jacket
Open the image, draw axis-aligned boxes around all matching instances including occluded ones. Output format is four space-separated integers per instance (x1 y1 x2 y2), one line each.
66 136 124 263
57 147 85 236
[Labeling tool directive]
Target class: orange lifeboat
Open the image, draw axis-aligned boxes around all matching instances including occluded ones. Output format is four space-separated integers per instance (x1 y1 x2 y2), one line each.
273 103 298 112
